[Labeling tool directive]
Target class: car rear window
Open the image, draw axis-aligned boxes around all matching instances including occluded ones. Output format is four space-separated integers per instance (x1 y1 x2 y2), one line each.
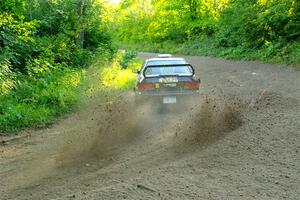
144 66 193 77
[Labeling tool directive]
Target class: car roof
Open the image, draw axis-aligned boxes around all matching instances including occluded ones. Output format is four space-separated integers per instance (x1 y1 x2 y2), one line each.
146 57 186 62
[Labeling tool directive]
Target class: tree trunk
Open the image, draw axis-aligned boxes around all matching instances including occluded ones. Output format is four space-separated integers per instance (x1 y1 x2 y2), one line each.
76 0 87 48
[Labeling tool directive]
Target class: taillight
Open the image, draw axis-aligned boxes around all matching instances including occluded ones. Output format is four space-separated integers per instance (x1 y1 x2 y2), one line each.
184 81 200 89
137 83 155 90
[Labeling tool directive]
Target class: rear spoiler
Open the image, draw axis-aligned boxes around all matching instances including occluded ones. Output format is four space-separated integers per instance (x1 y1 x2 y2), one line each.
143 64 195 77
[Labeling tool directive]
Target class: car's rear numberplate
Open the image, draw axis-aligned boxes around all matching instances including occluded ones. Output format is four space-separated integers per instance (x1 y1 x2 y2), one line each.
164 83 177 87
163 96 177 104
159 77 178 83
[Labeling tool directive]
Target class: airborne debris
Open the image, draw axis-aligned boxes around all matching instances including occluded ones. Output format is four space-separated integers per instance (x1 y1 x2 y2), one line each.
67 194 76 198
1 140 10 146
137 184 156 192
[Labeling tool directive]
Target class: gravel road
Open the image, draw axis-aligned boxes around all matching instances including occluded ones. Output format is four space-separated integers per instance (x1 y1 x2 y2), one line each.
0 53 299 200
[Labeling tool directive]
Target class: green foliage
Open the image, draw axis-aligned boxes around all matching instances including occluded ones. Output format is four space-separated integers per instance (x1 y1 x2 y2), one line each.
1 0 114 72
216 0 298 48
0 0 116 133
0 0 28 17
128 38 300 68
0 12 37 72
0 67 84 132
112 0 228 43
119 50 137 69
113 0 299 66
0 59 16 95
96 52 140 90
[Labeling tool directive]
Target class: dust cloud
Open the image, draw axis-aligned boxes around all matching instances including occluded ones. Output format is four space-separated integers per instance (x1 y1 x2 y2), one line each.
1 91 247 194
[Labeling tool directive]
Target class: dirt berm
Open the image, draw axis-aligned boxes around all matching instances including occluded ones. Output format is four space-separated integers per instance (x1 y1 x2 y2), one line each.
0 53 299 200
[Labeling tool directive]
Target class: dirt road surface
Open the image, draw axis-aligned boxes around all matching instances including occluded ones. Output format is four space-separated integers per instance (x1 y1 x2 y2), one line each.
1 53 299 200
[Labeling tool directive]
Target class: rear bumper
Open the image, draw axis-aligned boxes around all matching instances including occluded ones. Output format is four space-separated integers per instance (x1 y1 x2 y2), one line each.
135 89 199 96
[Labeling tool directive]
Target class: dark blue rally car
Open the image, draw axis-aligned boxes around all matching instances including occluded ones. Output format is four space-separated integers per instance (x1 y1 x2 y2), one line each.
133 54 201 104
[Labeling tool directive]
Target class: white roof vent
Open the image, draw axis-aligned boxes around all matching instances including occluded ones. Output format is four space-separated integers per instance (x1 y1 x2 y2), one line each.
158 54 172 58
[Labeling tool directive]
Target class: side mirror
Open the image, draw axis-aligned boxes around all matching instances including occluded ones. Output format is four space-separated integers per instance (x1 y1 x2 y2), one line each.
132 69 139 73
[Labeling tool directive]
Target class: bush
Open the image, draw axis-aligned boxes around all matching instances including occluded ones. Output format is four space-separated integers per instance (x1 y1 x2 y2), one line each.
0 0 116 133
0 59 16 95
119 50 137 69
0 66 84 132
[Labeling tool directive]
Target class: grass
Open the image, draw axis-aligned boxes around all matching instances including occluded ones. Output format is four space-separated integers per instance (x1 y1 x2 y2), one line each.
0 67 85 133
0 51 140 134
85 52 141 98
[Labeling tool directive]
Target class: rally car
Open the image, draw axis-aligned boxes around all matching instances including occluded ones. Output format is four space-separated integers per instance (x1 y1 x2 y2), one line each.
133 54 200 104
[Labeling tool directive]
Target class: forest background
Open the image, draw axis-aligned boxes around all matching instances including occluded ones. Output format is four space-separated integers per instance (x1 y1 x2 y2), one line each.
1 0 299 133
